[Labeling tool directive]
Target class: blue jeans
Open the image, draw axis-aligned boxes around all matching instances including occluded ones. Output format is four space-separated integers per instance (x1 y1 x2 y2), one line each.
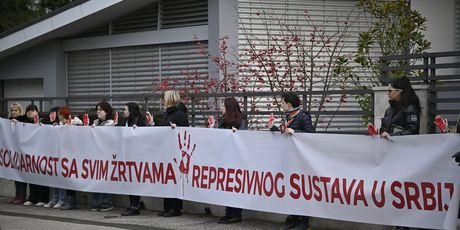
50 187 66 204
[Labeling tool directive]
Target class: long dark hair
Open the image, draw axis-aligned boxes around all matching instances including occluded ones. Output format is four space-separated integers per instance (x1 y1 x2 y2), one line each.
37 106 60 125
390 77 421 112
96 101 114 121
222 98 243 129
125 102 144 126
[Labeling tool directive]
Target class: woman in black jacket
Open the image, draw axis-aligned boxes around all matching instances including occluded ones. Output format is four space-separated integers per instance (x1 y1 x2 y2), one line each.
381 78 421 230
17 105 50 207
157 90 189 218
380 77 421 138
120 102 147 216
217 97 247 224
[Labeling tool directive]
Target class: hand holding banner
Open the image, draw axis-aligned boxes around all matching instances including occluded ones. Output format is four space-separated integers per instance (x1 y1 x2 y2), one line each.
146 112 154 126
268 113 275 128
82 114 89 126
67 115 72 125
434 115 448 133
49 111 56 123
367 123 378 136
207 115 215 128
114 112 118 125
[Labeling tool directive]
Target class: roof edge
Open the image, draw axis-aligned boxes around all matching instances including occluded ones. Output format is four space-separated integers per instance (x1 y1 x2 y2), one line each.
0 0 89 39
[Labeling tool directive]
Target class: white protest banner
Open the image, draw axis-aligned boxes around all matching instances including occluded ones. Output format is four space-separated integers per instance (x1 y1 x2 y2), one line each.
0 118 459 229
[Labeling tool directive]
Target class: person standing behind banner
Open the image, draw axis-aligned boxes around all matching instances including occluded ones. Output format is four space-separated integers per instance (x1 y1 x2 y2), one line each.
120 102 147 216
89 101 115 212
380 77 421 138
380 78 421 230
268 92 315 230
155 90 189 218
57 107 82 210
17 105 51 207
43 107 64 209
7 103 23 119
215 97 247 224
7 103 27 205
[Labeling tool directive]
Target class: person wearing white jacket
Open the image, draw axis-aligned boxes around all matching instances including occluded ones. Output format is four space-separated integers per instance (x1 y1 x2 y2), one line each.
59 107 81 210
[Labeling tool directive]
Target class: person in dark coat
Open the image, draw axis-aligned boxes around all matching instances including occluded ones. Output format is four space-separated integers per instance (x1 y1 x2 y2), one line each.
120 102 147 216
268 92 315 230
7 103 27 205
156 90 189 218
380 77 421 138
216 97 247 224
381 77 421 230
269 92 315 134
16 105 50 207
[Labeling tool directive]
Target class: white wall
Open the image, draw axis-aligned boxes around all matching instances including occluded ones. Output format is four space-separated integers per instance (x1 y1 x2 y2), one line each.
411 0 456 52
411 0 459 127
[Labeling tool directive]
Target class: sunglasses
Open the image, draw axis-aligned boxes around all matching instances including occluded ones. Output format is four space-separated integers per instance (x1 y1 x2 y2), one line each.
387 89 402 93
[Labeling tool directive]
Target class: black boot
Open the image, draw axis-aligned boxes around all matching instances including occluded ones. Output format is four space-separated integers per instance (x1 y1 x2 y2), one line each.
163 209 181 217
121 207 140 216
60 196 77 210
218 213 241 224
292 216 310 230
279 215 300 230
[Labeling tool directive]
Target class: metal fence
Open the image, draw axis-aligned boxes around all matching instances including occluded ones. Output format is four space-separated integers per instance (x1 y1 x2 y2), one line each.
0 89 373 134
381 51 460 132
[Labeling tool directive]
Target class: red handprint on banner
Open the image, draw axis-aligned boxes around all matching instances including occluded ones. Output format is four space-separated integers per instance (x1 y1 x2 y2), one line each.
173 130 196 183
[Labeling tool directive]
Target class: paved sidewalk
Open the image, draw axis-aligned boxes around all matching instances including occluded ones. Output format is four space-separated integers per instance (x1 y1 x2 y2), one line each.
0 196 282 230
1 196 459 230
0 214 125 230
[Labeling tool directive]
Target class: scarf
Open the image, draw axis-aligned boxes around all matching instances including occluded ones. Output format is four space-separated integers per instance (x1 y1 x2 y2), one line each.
285 107 302 127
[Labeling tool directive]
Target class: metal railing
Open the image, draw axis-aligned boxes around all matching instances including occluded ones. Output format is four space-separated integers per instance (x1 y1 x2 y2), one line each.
0 89 373 134
381 51 460 131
